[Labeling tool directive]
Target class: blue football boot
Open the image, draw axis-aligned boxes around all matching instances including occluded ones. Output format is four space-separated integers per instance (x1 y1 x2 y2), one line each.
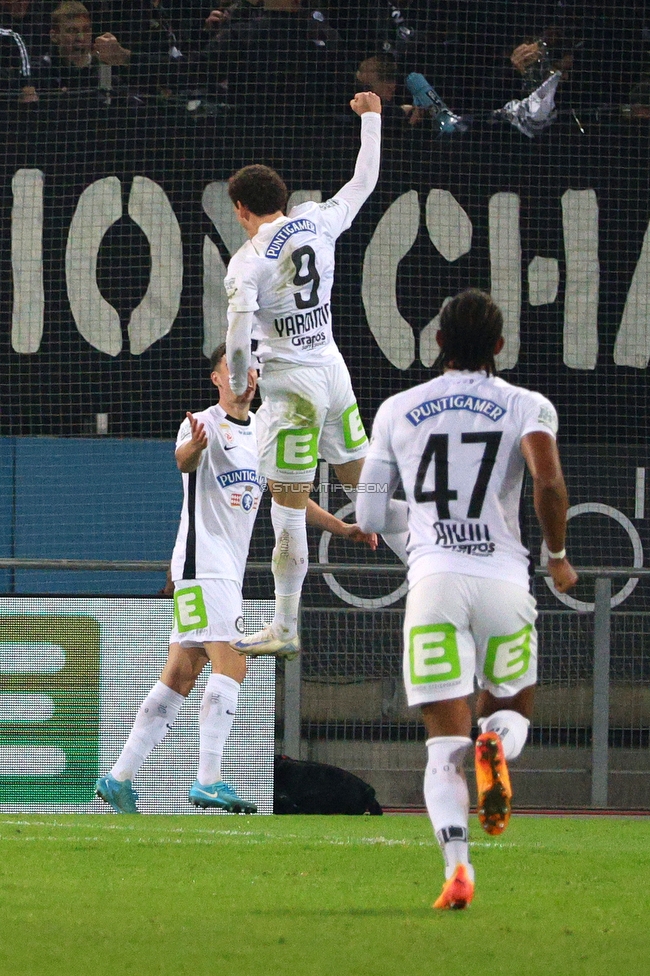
188 779 257 814
95 774 139 814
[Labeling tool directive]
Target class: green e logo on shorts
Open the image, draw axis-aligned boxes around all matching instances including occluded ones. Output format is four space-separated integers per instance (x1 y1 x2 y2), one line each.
483 625 532 685
276 427 319 470
342 403 368 450
174 586 208 632
409 623 461 685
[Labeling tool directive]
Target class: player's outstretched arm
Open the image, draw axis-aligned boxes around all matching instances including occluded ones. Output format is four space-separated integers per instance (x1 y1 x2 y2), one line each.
176 412 208 473
330 92 382 228
521 431 578 593
306 499 378 550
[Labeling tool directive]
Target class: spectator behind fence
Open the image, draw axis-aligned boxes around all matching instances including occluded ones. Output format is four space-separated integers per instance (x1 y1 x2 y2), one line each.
86 1 182 61
201 0 350 124
39 1 194 98
497 5 647 123
354 55 413 126
36 1 131 91
355 54 468 134
85 1 241 99
1 0 51 102
200 0 263 42
327 0 436 66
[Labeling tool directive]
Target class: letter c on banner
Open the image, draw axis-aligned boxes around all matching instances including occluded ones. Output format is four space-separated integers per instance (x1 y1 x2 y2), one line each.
542 502 643 610
318 502 408 608
66 176 123 356
362 190 418 370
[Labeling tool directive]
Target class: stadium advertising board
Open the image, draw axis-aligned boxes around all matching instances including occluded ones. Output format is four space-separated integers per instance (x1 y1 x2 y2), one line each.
0 598 275 814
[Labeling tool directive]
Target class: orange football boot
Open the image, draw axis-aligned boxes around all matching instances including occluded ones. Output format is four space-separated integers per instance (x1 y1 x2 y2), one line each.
433 864 474 910
475 731 512 835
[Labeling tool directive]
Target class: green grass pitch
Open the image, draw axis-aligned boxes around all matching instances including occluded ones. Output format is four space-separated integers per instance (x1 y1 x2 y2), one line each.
1 813 648 976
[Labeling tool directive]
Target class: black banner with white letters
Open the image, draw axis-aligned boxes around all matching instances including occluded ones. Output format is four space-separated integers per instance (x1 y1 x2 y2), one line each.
1 98 649 444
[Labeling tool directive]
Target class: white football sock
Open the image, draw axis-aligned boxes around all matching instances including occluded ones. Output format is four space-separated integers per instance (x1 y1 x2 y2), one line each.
424 736 474 881
111 680 184 782
270 500 308 638
478 710 530 760
197 673 240 785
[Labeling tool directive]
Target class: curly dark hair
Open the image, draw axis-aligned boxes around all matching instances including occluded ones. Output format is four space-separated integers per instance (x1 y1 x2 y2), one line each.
228 164 288 217
433 289 503 375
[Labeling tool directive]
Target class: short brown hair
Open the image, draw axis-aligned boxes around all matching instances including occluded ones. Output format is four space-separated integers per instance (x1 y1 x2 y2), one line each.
228 164 288 217
210 343 226 371
52 1 90 28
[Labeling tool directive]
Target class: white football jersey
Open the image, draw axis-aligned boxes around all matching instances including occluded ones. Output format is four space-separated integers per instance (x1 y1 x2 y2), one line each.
170 404 264 583
224 197 355 368
367 370 559 590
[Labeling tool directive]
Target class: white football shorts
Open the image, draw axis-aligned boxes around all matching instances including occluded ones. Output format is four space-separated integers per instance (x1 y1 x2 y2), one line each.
255 357 368 482
402 572 538 707
169 578 244 647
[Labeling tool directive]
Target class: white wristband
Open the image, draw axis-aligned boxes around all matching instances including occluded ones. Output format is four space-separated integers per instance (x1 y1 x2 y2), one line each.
548 548 566 560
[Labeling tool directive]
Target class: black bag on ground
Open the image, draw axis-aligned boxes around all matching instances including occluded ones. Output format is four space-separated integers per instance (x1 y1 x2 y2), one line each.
274 755 383 815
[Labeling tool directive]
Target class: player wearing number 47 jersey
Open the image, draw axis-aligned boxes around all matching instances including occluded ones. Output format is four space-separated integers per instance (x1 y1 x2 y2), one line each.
357 289 578 910
224 90 409 659
96 344 375 815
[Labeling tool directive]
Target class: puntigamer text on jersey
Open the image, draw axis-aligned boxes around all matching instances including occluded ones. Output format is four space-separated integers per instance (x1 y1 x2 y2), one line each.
216 468 266 489
265 219 317 259
406 395 506 427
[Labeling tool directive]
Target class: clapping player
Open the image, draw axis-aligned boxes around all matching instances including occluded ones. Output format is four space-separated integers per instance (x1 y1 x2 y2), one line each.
96 344 375 814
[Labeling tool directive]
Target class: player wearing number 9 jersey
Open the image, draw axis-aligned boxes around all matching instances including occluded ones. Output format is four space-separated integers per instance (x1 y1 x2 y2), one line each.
357 289 578 910
224 91 409 659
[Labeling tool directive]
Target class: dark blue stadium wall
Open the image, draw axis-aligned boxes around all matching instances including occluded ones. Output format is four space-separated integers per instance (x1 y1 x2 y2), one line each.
0 437 180 594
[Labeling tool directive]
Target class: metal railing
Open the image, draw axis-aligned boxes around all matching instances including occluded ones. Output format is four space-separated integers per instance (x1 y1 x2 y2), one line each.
1 560 647 808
